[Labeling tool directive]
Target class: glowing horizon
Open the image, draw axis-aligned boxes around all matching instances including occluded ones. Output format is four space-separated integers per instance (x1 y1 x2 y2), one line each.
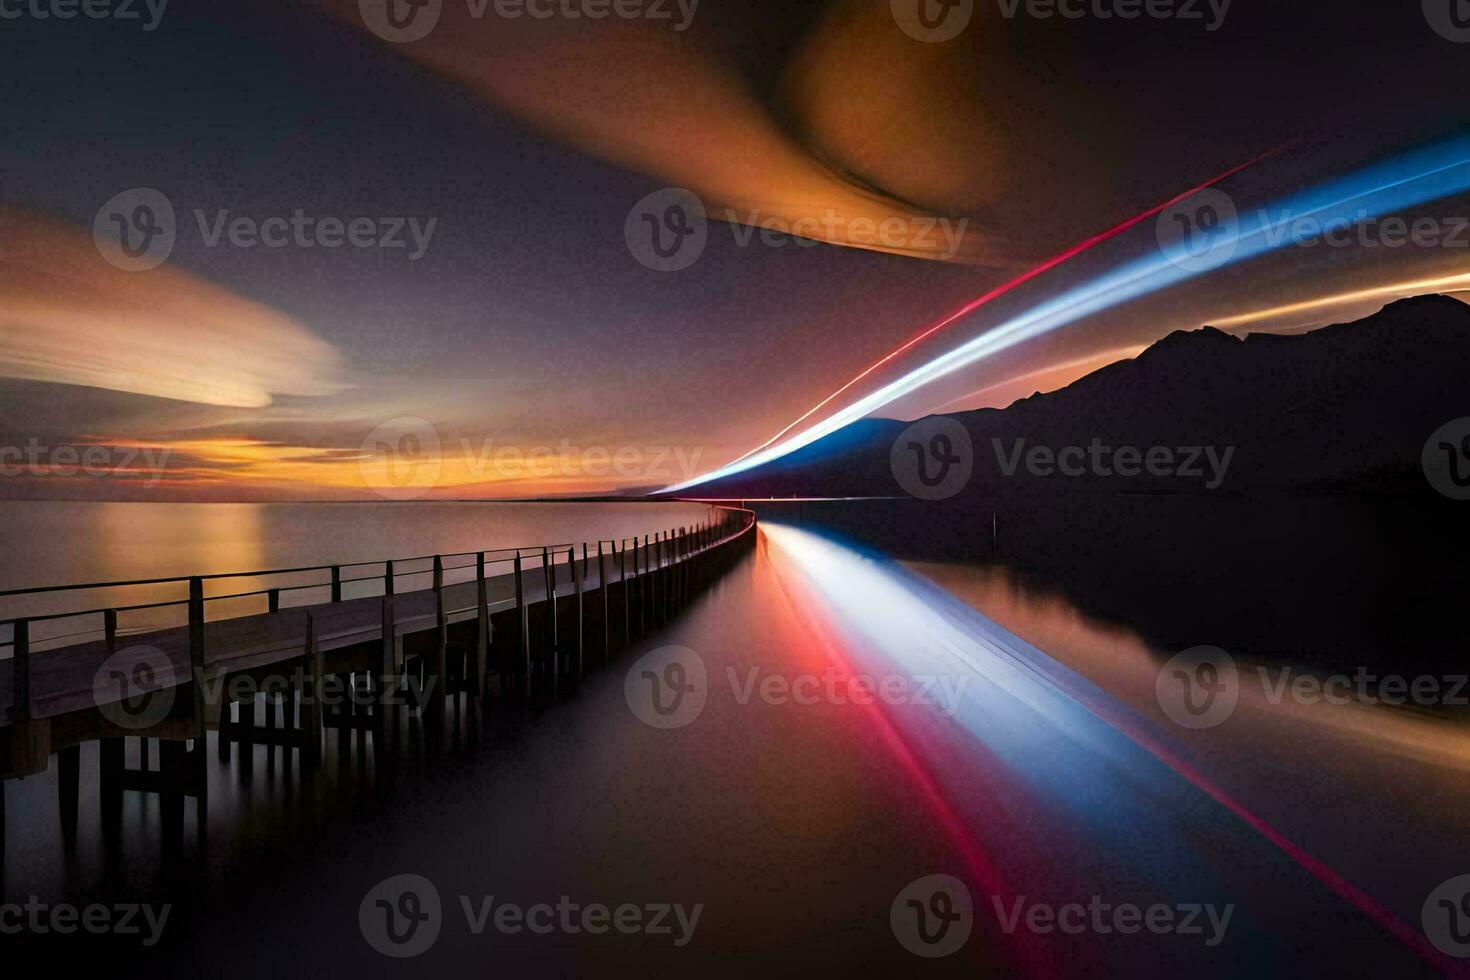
662 136 1470 494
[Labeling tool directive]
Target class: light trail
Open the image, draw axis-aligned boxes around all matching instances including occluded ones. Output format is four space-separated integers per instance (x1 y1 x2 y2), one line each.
763 522 1462 976
664 136 1470 494
1208 270 1470 328
725 146 1290 468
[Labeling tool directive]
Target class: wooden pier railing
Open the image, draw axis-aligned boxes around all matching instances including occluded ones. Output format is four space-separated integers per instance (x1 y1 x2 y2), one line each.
0 506 756 862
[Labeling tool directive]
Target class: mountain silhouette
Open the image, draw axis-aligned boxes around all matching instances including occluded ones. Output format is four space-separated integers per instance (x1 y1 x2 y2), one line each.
688 295 1470 500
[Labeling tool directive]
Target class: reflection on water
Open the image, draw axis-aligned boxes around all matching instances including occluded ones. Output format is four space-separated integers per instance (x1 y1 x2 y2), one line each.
0 500 712 646
3 520 1466 977
0 500 712 590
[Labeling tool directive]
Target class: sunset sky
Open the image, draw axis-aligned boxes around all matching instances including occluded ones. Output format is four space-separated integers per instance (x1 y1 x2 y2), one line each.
2 1 1467 500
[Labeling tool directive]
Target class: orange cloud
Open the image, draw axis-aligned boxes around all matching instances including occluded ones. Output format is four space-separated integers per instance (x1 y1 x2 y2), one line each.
0 208 346 408
320 0 997 263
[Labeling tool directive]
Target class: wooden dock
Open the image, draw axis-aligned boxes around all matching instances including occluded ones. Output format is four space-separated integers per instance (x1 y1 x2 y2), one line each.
0 507 756 863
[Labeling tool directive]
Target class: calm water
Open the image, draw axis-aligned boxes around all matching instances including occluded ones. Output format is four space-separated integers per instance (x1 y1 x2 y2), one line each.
0 500 712 591
0 500 713 641
4 518 1465 976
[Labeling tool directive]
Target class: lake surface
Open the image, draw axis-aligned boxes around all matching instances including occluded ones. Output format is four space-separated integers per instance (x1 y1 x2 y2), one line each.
0 500 713 592
0 500 713 639
3 513 1465 976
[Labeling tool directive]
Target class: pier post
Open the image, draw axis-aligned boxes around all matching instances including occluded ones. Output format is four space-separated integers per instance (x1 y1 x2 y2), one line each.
58 743 80 847
475 552 490 703
187 577 209 823
101 612 128 805
542 547 557 699
514 553 529 703
569 547 583 681
268 588 280 613
303 613 323 768
430 556 447 736
660 531 669 621
100 736 123 832
160 738 185 850
597 542 609 665
618 541 629 647
641 534 649 634
385 560 395 597
188 577 206 731
378 592 396 757
331 565 342 604
10 620 49 776
12 620 29 774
